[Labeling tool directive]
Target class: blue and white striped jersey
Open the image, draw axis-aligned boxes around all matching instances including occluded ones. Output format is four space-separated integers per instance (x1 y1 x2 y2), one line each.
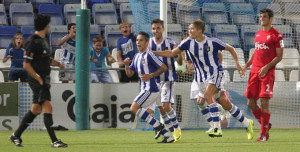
148 37 177 82
178 36 226 82
59 36 76 66
129 48 164 92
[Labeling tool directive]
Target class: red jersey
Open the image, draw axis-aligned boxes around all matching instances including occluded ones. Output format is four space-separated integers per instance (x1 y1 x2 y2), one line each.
251 26 284 73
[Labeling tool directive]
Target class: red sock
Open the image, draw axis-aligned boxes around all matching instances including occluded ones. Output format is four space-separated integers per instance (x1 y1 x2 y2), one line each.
260 112 271 135
251 108 262 123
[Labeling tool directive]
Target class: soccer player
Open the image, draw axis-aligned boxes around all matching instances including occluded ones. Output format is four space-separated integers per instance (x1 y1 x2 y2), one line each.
57 23 76 83
2 33 27 82
124 31 174 143
9 14 67 147
186 50 254 140
243 8 283 141
117 22 139 82
154 19 246 137
148 19 182 142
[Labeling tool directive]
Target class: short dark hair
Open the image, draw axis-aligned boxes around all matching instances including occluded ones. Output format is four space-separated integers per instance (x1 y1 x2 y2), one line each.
138 31 149 42
151 19 164 28
93 35 104 44
260 8 274 18
34 14 51 31
191 19 205 33
68 23 76 32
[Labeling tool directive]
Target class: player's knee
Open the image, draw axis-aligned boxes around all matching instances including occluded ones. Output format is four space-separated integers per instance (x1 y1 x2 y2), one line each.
197 98 205 105
130 104 139 114
162 103 171 112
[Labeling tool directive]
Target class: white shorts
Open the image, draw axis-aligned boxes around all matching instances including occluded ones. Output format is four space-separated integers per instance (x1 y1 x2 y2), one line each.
134 90 160 111
190 71 226 99
156 81 175 106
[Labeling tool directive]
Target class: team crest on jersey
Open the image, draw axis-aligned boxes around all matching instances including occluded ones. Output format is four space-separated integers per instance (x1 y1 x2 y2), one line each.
206 46 210 52
142 59 145 64
267 35 270 40
43 50 47 54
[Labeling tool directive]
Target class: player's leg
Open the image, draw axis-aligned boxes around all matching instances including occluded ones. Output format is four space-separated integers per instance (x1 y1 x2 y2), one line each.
131 91 174 143
218 92 254 140
158 106 175 134
197 97 214 133
205 84 222 137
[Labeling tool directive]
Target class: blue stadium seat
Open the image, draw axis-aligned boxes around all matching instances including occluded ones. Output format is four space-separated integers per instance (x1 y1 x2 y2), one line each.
64 4 81 25
0 4 7 25
31 0 54 8
3 0 25 9
104 25 123 51
90 24 101 45
230 3 256 26
204 24 212 36
202 3 229 25
167 24 182 44
9 3 34 26
284 3 300 25
273 25 295 48
214 24 241 48
120 3 134 24
297 25 300 49
49 25 68 51
240 25 259 57
222 0 246 11
21 26 35 41
57 0 80 6
192 0 220 7
39 4 64 25
176 4 201 26
147 3 173 24
87 0 110 8
112 0 129 9
257 3 283 25
0 26 18 49
92 3 118 28
249 0 272 12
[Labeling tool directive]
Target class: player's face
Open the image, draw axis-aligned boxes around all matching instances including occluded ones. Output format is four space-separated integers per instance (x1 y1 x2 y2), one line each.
151 23 164 40
136 35 148 52
93 41 103 52
188 24 202 39
15 35 23 48
69 25 76 35
259 13 273 26
120 25 130 37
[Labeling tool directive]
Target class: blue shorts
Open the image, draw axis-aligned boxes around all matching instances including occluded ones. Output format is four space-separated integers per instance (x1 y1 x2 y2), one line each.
8 71 27 82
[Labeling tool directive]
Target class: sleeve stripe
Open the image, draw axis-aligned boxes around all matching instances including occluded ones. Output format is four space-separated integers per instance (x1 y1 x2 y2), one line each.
210 37 226 47
149 51 163 66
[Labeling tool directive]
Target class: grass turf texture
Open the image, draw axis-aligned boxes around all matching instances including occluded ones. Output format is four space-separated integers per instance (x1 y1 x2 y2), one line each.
1 128 300 152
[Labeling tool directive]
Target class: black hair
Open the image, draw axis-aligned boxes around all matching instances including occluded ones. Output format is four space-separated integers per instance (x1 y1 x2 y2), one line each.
34 14 51 31
151 19 164 28
260 8 274 18
138 31 150 41
68 23 76 31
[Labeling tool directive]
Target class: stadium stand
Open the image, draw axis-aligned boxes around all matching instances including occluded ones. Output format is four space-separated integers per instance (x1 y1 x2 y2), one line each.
284 3 300 25
279 48 299 69
87 0 110 8
49 25 68 51
275 70 286 81
224 70 231 82
3 0 24 9
233 69 250 82
192 0 220 7
92 3 118 28
289 70 299 81
0 26 18 49
111 48 119 68
20 26 35 41
38 4 64 25
176 4 201 26
31 0 54 8
167 24 182 44
64 4 81 25
0 49 11 68
230 3 256 26
214 24 241 48
50 70 61 83
297 25 300 49
104 25 123 51
120 3 134 25
204 24 212 36
90 24 101 45
273 25 294 48
0 71 4 82
241 24 259 57
9 3 34 26
0 4 7 26
147 2 173 24
222 48 245 69
257 3 283 25
57 0 80 6
202 3 228 25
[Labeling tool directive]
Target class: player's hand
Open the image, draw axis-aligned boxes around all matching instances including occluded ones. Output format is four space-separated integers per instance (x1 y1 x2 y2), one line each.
118 61 124 67
59 62 65 69
36 74 44 85
123 58 131 66
258 65 269 78
237 64 245 78
6 55 12 58
141 74 153 82
91 59 98 63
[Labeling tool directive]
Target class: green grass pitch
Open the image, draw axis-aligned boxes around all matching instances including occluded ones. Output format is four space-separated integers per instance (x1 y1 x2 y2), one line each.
1 128 300 152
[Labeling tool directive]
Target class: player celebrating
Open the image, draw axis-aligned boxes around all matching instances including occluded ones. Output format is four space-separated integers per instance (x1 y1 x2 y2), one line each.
148 19 182 142
243 8 283 141
154 19 245 137
9 14 67 148
124 31 174 143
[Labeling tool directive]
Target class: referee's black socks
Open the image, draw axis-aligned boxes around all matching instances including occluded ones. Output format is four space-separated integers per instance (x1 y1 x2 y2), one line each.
44 113 58 142
14 110 36 137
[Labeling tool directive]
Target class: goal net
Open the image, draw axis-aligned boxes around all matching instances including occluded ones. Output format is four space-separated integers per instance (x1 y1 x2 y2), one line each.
129 0 300 130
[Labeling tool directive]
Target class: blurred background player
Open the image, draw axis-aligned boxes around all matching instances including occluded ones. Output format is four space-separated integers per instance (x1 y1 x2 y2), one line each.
2 33 27 82
57 23 76 83
9 14 67 148
243 8 283 142
124 31 174 143
90 35 116 83
117 22 138 82
148 19 182 142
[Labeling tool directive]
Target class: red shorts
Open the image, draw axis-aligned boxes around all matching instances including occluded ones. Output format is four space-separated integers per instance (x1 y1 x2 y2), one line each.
245 71 275 100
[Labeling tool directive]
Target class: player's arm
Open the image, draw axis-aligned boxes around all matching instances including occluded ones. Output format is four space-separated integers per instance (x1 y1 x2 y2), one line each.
57 33 73 46
107 53 116 63
141 64 167 82
258 47 283 78
3 48 12 63
124 57 135 78
218 50 223 64
51 58 65 69
24 62 43 85
154 47 182 58
224 44 244 77
244 51 254 72
117 50 124 67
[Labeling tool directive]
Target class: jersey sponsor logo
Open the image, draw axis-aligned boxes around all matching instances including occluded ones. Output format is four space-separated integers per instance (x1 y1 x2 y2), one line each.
206 46 210 52
256 34 260 37
255 42 269 50
280 40 284 48
142 59 145 64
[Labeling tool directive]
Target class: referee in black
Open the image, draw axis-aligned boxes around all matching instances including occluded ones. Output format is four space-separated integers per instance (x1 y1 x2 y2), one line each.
9 14 68 148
